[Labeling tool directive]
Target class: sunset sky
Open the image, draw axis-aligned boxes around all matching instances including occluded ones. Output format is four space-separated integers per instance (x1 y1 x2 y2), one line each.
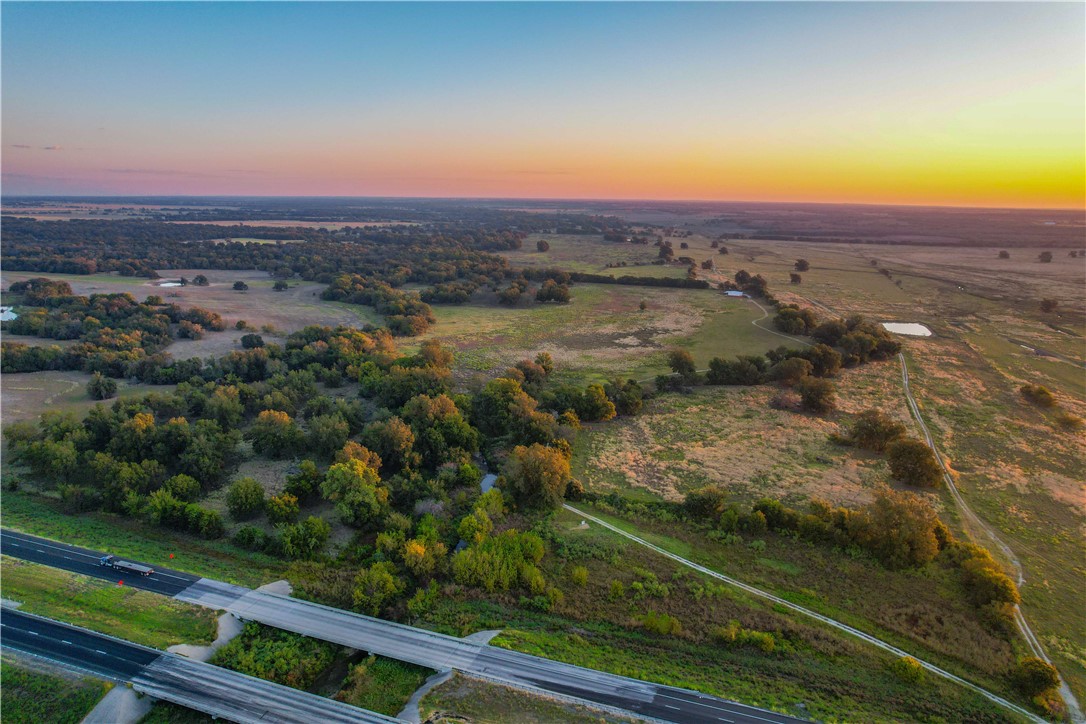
2 2 1083 208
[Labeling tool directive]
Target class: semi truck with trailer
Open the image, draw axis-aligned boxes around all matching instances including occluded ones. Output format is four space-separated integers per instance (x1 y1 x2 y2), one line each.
99 555 154 576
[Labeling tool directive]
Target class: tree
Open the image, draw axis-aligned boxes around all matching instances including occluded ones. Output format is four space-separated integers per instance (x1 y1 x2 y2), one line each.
163 474 200 502
1038 252 1053 263
273 280 289 291
886 438 943 487
534 351 555 375
578 384 616 422
847 410 906 451
794 259 810 272
284 459 324 501
233 281 249 291
850 486 942 569
536 279 571 303
402 537 447 579
1040 298 1059 313
639 300 647 311
190 274 209 286
811 320 847 346
504 443 572 510
227 477 265 520
684 485 730 520
796 377 836 413
306 414 350 459
1013 658 1060 698
87 372 117 400
605 378 643 416
667 348 698 384
803 344 842 378
362 417 417 473
458 509 493 545
266 492 300 524
706 356 766 386
353 561 405 616
789 273 802 284
718 246 729 255
536 239 550 252
321 459 389 527
241 333 265 348
998 250 1010 259
334 441 383 470
249 410 304 458
279 516 330 560
769 357 812 386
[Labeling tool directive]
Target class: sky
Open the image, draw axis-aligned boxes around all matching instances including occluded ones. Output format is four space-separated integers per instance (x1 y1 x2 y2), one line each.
2 2 1083 208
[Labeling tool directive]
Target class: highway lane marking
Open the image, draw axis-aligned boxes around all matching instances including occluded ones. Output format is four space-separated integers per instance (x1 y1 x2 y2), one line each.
61 640 73 645
28 631 38 636
665 704 680 710
96 650 108 655
656 692 791 723
3 533 195 585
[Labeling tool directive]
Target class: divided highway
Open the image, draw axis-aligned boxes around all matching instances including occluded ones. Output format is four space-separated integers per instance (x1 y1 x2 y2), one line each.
1 528 803 724
0 608 398 724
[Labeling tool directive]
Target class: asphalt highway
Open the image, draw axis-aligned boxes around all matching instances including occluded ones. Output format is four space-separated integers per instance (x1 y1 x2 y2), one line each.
0 529 199 596
0 606 161 680
1 528 804 723
0 608 399 724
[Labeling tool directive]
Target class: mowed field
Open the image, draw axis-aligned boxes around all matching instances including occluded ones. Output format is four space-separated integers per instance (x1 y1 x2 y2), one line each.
0 371 159 425
502 234 689 278
420 282 799 384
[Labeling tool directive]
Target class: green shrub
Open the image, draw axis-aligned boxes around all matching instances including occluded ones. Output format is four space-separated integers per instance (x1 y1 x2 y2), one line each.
1019 384 1057 408
639 611 682 636
570 565 589 586
226 477 265 520
889 656 926 685
1013 657 1060 697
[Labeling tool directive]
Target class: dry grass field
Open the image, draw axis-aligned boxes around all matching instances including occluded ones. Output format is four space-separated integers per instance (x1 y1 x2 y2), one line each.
572 360 911 506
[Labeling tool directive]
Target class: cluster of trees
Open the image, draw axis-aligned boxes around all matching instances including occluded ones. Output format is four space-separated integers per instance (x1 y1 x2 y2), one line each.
837 410 943 487
323 274 437 336
657 344 840 414
1 279 226 375
773 306 902 366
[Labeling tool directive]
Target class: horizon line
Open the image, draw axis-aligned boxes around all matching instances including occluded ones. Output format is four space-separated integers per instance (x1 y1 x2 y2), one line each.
1 193 1083 214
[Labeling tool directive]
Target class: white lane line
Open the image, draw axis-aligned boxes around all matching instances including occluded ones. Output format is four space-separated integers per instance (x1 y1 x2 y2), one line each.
28 631 38 636
96 649 108 655
664 704 680 710
61 640 73 645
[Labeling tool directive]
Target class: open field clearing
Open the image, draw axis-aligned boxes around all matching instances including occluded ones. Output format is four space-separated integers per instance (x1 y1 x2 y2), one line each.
504 233 688 278
0 370 158 424
422 284 798 383
1 556 218 649
572 360 911 504
1 269 382 357
0 657 112 724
